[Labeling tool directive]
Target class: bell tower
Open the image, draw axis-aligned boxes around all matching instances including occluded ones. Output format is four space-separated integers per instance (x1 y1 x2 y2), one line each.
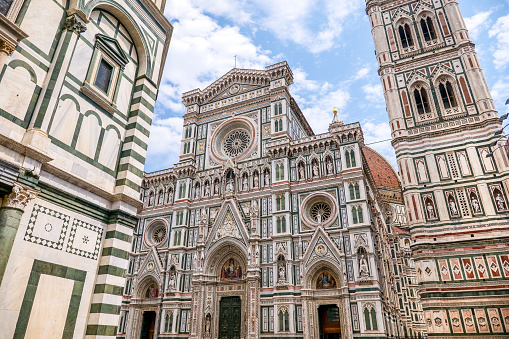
367 0 509 336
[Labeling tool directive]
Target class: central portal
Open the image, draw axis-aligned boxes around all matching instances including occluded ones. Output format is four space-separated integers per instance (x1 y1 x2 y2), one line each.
218 296 241 339
318 305 341 339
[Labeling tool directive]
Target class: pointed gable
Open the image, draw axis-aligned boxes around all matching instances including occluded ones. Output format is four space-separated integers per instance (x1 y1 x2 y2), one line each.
302 226 343 271
137 246 164 285
206 199 249 249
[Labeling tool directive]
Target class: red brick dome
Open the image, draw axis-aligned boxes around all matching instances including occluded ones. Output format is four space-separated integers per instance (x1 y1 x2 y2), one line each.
362 147 401 190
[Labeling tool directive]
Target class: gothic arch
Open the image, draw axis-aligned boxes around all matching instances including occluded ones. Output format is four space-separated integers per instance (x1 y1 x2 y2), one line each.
135 275 161 299
83 2 150 76
304 259 344 289
204 241 248 280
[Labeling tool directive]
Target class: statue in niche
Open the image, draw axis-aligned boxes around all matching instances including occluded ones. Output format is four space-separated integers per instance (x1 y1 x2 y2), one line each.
148 193 155 206
278 265 286 283
298 164 305 179
242 176 248 191
205 314 211 334
327 161 333 174
253 174 259 188
448 196 459 216
359 254 369 277
204 183 210 197
225 179 234 193
194 187 200 200
214 182 219 195
168 268 176 290
470 194 481 213
426 201 436 219
167 189 173 204
495 191 507 211
312 162 319 177
264 172 270 186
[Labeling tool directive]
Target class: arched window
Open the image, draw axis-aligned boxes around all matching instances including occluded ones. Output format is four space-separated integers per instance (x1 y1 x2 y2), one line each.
276 195 281 210
346 151 351 168
439 81 457 109
278 119 283 132
279 162 284 180
354 183 360 199
350 150 356 167
279 309 290 332
275 120 279 132
276 164 280 181
165 313 170 332
281 216 286 233
398 23 414 48
413 87 430 114
357 206 364 223
352 206 358 224
364 305 378 331
279 103 283 115
281 194 285 209
420 17 437 41
349 184 355 200
277 217 281 233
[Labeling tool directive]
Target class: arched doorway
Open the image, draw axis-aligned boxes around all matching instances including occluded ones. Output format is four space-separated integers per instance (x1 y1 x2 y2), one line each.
301 261 352 338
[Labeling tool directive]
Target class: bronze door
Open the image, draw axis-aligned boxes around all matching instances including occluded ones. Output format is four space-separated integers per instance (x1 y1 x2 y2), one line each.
218 296 241 339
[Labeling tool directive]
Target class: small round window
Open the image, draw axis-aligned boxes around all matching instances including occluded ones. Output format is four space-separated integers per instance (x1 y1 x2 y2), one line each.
300 193 338 228
144 220 168 247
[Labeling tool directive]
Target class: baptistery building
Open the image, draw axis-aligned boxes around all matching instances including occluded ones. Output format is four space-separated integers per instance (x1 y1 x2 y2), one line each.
120 62 426 339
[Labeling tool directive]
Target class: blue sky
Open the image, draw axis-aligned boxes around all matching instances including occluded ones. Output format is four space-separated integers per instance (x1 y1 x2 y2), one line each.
145 0 509 173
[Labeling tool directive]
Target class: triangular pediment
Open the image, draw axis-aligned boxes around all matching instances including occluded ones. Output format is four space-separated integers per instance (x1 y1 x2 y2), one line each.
95 34 129 68
206 199 249 249
302 226 343 271
137 247 164 285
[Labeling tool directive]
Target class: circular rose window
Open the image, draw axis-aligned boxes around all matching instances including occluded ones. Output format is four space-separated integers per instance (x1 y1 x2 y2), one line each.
211 117 256 161
223 130 251 158
301 193 338 228
310 202 332 223
144 219 168 247
152 225 167 243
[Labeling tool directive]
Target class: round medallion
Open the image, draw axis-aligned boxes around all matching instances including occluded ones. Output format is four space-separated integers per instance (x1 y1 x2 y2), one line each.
229 84 240 94
147 262 154 271
310 202 332 223
315 244 327 256
223 130 251 158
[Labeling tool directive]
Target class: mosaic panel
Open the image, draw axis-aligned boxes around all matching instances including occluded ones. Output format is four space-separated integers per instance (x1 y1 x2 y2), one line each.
24 204 71 251
66 218 103 259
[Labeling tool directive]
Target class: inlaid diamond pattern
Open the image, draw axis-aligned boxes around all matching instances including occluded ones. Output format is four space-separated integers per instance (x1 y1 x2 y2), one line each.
66 219 103 260
24 204 70 250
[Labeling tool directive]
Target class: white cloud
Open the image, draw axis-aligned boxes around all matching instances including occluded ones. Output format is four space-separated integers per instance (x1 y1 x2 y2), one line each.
353 67 371 81
465 11 492 40
491 76 509 112
145 116 184 172
362 83 384 103
257 0 363 53
489 14 509 69
361 121 396 168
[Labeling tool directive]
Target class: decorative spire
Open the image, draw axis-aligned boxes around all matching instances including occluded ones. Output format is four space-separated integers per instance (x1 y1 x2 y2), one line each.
331 106 342 124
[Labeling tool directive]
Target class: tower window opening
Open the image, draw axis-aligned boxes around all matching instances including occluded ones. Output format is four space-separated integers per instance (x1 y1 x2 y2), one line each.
439 81 457 109
414 87 430 114
398 24 414 48
420 17 437 41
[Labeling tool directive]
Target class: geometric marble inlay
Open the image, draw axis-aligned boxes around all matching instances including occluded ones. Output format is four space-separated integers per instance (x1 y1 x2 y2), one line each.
66 218 103 260
24 204 70 251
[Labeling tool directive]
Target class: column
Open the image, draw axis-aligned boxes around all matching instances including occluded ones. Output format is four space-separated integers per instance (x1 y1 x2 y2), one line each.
0 182 38 285
85 208 137 338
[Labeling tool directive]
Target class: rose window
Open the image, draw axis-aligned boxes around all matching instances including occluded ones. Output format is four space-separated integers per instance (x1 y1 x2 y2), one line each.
310 202 332 223
152 225 167 244
223 130 251 158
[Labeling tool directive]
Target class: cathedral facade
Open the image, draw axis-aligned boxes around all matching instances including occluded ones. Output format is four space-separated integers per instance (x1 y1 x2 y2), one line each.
122 62 426 339
367 0 509 337
0 0 171 338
